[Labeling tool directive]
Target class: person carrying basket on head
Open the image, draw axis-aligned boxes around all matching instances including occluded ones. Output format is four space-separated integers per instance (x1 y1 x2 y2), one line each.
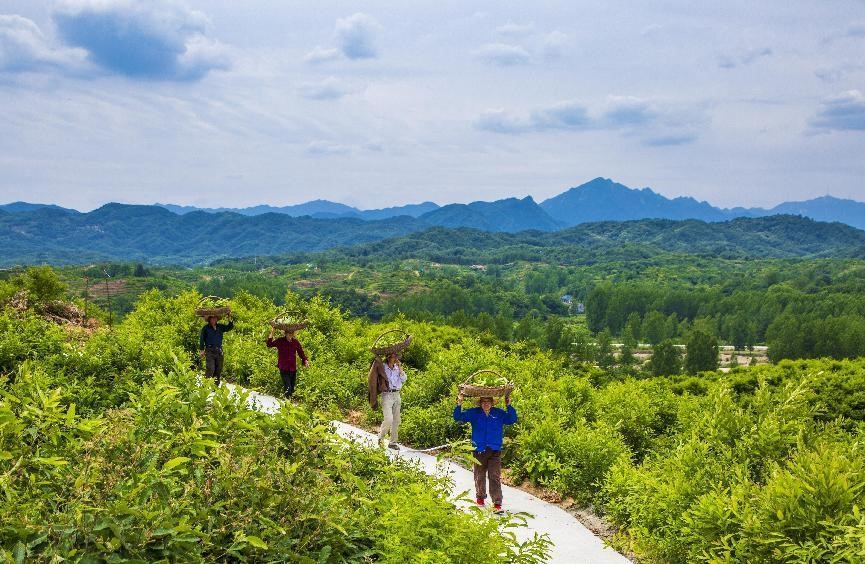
454 391 517 514
377 352 406 450
266 324 309 398
368 330 412 451
199 312 234 387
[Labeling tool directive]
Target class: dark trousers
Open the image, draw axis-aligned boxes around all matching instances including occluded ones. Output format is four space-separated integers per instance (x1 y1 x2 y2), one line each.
205 347 223 385
474 448 503 504
280 369 297 397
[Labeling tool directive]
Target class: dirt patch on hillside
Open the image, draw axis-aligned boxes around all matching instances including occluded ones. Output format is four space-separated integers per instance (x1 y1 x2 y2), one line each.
86 278 128 298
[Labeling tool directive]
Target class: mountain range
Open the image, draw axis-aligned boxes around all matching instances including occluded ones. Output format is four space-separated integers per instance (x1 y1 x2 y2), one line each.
3 177 863 231
1 200 863 267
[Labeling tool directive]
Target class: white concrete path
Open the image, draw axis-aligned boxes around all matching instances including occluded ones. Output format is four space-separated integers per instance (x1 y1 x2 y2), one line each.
225 384 631 564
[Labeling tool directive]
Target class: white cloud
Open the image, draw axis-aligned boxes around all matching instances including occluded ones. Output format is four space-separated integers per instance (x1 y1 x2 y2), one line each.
809 90 865 132
539 30 568 60
474 43 531 66
0 14 87 73
335 13 381 60
495 22 535 38
304 46 340 64
51 0 231 80
476 24 567 65
530 100 592 130
602 96 656 127
477 96 703 146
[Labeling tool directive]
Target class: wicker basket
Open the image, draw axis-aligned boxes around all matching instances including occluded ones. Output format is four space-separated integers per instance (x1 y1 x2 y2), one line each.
269 310 309 332
371 329 412 356
195 295 231 318
458 369 514 398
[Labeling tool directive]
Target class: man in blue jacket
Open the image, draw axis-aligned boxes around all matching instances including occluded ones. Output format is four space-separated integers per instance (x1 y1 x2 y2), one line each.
453 393 518 513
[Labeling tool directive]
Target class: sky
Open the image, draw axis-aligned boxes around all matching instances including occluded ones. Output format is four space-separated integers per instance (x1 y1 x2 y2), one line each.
0 0 863 211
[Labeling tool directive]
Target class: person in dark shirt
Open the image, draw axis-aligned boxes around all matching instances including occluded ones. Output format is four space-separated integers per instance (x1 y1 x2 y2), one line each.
266 327 309 398
453 393 518 513
199 314 234 386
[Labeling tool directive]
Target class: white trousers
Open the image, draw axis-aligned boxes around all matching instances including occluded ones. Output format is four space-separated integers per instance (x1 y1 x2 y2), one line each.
378 391 401 442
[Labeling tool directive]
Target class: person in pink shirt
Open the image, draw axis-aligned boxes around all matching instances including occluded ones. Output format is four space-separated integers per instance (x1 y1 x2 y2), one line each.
266 327 309 398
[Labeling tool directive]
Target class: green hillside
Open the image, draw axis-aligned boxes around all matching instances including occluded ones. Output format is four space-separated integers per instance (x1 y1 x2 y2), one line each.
3 268 864 562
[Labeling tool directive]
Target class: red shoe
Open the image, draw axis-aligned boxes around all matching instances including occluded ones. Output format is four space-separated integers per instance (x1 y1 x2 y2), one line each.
493 503 504 514
476 498 485 506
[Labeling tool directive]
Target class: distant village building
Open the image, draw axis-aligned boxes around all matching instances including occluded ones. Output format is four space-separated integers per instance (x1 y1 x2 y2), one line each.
560 294 573 305
470 264 487 271
575 302 585 314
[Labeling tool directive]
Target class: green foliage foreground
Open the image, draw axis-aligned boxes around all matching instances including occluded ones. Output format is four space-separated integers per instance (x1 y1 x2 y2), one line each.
0 307 549 562
4 283 865 562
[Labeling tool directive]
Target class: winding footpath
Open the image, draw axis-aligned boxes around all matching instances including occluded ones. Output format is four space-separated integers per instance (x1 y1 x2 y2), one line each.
226 383 631 564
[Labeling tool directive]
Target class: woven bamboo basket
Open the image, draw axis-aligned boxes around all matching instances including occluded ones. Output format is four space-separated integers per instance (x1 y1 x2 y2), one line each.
458 369 514 398
269 310 309 332
371 329 412 356
195 295 231 318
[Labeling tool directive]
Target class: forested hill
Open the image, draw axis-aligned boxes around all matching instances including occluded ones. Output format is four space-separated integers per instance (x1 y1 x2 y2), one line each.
0 203 421 266
2 203 863 266
305 215 865 265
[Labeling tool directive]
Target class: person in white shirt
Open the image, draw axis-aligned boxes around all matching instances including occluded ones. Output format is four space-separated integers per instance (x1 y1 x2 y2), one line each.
378 352 407 450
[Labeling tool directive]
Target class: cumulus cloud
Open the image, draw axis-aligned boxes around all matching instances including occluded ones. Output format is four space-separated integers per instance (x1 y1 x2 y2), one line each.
299 76 355 100
495 22 535 38
476 95 702 145
530 100 592 130
474 42 531 66
601 96 656 127
304 46 340 64
306 140 350 156
304 12 381 64
809 90 865 132
335 13 381 59
475 23 567 66
476 100 590 133
539 30 568 60
0 14 87 73
52 0 230 81
718 47 772 69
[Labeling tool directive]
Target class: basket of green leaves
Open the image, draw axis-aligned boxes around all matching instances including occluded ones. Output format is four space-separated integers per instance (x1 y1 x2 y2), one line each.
371 329 412 356
194 295 231 318
458 369 514 398
269 310 309 332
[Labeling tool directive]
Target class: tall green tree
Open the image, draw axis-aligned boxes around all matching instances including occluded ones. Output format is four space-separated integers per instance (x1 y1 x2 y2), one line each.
641 311 667 345
625 312 642 342
649 339 681 376
596 329 615 371
586 284 611 333
685 329 719 373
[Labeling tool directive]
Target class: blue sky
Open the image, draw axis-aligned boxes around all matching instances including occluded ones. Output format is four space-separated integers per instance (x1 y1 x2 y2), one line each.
1 0 863 211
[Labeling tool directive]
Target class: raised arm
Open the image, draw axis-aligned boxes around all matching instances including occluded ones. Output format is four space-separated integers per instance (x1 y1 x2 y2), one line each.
503 404 518 425
453 394 473 423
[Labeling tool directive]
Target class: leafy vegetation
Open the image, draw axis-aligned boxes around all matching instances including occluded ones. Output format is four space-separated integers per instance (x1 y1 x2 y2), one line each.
0 279 550 562
4 260 865 561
